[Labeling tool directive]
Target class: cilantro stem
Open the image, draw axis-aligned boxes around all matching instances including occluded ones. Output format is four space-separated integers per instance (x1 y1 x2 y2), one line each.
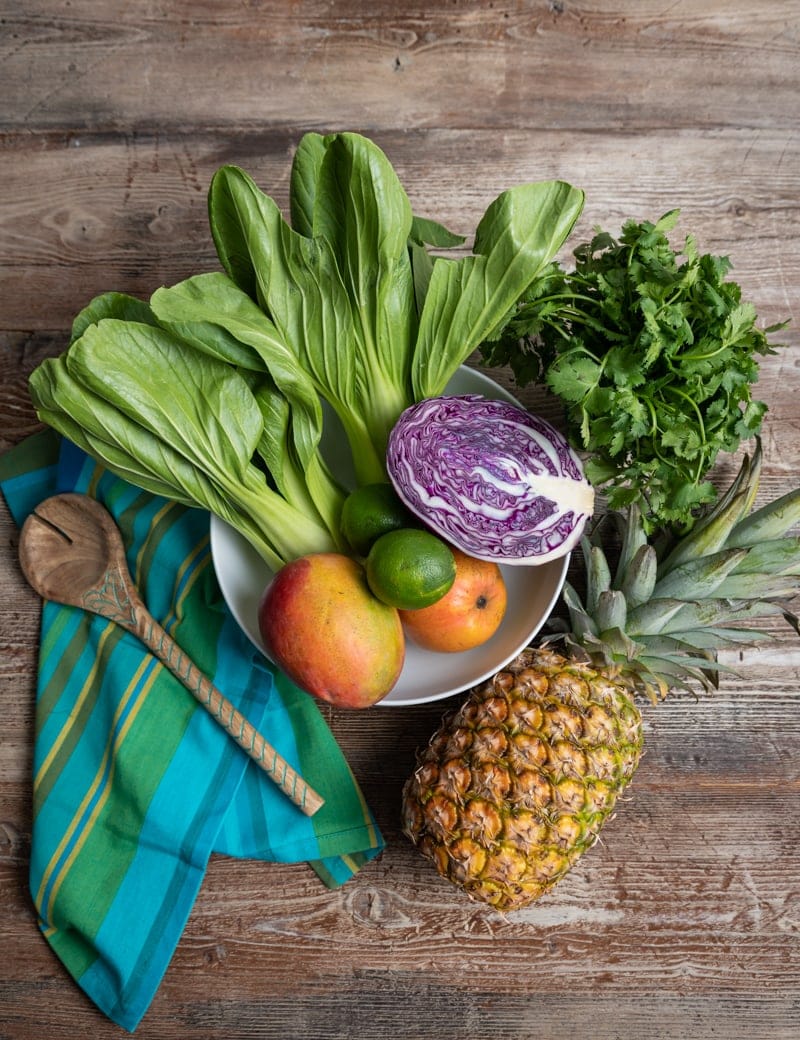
662 385 708 483
644 395 660 441
536 306 623 343
517 290 626 343
680 340 730 363
665 385 707 442
529 291 599 308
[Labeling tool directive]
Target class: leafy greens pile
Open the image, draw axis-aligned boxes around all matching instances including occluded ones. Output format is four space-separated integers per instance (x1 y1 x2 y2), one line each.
482 210 786 532
29 132 585 567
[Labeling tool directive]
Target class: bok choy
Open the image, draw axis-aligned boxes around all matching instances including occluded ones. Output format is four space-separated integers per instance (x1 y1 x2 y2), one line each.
29 130 585 568
30 309 342 569
209 131 585 483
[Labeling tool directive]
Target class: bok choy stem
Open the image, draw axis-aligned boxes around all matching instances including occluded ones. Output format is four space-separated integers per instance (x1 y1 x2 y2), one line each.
28 323 340 569
29 131 588 571
209 133 584 485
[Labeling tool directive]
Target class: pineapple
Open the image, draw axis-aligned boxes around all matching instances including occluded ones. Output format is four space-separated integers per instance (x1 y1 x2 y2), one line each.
402 442 800 911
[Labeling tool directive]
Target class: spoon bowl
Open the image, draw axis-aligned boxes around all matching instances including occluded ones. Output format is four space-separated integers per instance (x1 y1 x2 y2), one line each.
19 493 324 817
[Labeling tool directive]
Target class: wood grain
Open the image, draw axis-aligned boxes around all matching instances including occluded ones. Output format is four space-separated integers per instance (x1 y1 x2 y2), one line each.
2 1 798 133
2 1 799 1038
1 128 798 331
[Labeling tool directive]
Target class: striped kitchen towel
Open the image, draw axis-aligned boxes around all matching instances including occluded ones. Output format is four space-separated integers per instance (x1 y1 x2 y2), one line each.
0 429 384 1032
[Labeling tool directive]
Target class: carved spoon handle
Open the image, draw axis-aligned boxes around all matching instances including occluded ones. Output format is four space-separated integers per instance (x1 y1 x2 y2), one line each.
128 598 324 817
19 493 324 818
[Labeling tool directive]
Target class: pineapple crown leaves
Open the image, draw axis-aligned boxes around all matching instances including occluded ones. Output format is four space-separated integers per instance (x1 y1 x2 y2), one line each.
557 438 800 702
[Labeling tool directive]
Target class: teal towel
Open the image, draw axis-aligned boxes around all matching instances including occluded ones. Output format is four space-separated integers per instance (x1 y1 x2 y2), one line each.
0 430 384 1032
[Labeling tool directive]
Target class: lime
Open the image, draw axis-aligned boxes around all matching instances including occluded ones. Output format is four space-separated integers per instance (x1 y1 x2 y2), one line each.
340 482 416 557
366 528 457 610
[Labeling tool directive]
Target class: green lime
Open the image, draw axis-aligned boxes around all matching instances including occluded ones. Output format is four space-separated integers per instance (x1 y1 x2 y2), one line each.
366 528 457 610
340 482 416 557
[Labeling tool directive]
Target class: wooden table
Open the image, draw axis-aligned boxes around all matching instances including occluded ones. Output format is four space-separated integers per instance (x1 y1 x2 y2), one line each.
2 3 799 1037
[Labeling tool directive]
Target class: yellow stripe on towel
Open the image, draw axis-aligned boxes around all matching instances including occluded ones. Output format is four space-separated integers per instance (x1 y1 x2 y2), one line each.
35 657 159 921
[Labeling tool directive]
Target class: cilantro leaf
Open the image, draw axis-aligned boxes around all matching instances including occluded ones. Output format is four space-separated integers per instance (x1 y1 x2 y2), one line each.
481 210 787 533
546 353 602 403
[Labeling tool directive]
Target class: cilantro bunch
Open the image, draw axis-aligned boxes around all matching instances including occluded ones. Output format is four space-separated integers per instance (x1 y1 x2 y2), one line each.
482 210 786 533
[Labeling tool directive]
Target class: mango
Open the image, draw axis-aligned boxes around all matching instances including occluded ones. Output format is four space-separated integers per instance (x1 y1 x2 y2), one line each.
258 552 405 708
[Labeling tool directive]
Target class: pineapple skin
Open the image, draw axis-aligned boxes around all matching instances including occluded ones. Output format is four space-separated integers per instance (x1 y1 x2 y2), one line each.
402 647 643 912
402 444 800 912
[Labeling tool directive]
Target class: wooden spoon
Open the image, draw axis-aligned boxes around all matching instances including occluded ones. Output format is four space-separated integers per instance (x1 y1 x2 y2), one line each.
19 492 324 817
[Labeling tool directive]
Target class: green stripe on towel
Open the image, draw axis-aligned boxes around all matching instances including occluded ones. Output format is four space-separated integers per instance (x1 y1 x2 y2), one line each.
1 433 384 1033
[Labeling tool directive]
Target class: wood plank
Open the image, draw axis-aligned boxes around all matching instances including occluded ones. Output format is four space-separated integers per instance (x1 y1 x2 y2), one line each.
2 1 798 133
1 127 798 333
2 1 799 1036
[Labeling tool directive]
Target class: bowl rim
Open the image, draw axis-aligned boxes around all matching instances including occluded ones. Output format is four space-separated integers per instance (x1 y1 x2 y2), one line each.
210 365 571 706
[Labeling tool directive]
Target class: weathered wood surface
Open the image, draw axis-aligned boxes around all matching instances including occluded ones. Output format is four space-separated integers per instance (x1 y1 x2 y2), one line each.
1 2 799 1038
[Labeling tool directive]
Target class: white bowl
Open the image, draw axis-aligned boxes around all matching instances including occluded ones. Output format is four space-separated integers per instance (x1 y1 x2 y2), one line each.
210 366 569 706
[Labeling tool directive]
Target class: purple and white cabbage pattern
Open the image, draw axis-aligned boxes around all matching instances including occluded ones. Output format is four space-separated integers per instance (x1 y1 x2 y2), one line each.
387 395 594 565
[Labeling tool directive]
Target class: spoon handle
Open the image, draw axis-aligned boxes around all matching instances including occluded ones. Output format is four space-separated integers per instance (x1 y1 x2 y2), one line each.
140 615 324 815
135 609 324 816
88 563 325 817
19 493 324 817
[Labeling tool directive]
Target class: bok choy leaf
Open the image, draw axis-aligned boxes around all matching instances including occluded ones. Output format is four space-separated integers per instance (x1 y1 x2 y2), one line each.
150 271 346 535
289 131 327 238
28 320 340 569
210 131 584 482
412 179 585 399
210 159 387 483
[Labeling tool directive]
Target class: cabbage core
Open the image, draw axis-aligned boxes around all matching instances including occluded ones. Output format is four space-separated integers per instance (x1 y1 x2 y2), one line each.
386 394 594 565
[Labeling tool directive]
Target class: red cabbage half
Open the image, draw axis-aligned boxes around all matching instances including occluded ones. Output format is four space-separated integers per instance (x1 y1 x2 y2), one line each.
386 394 594 565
